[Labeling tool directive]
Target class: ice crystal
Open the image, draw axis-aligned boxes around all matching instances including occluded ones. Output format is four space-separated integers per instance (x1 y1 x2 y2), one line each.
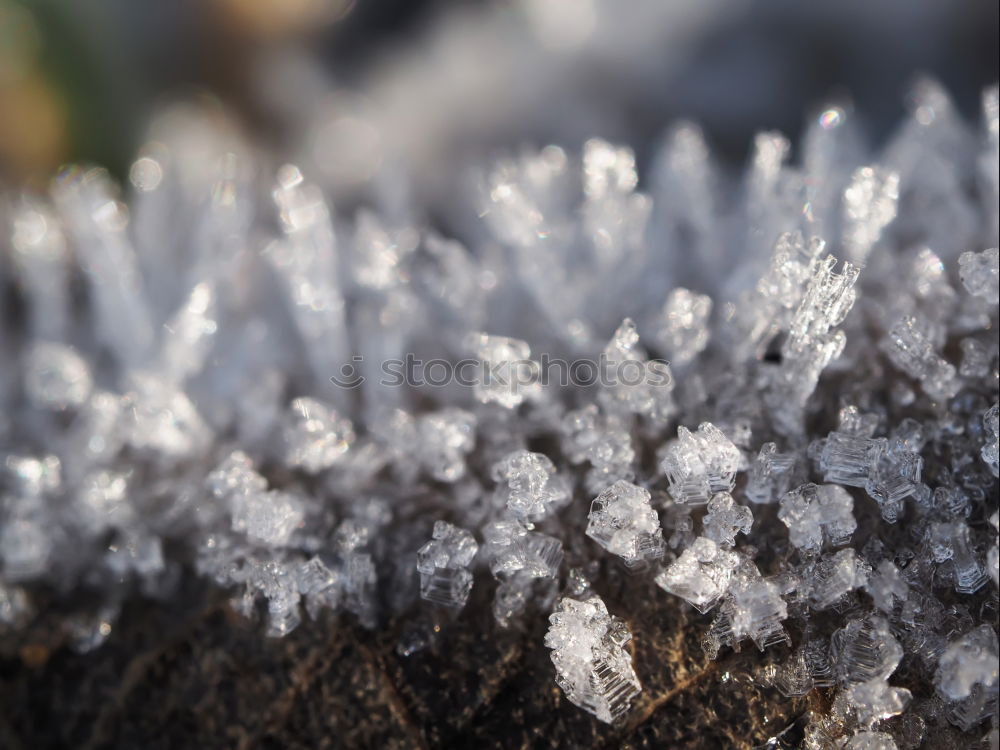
545 596 641 724
416 521 479 609
586 480 664 567
659 422 740 505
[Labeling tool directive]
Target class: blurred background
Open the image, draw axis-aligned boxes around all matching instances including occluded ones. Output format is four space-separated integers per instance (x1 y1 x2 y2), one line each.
1 0 997 192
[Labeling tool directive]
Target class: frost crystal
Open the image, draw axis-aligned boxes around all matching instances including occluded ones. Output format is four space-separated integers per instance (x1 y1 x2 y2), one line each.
702 493 753 547
468 333 541 408
416 521 479 609
282 397 355 474
779 483 856 552
934 626 999 701
545 596 640 724
598 319 674 422
659 422 740 505
655 536 738 613
492 450 569 523
586 480 664 567
653 288 712 367
958 247 1000 304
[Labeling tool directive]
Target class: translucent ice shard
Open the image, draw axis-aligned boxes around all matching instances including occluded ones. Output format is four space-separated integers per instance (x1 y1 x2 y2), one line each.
727 571 789 651
804 548 868 610
561 405 635 494
467 332 541 408
982 402 999 477
586 480 664 568
957 247 999 304
655 536 738 613
865 560 909 614
926 521 989 594
745 443 799 504
842 166 899 266
414 408 476 482
416 521 479 609
482 520 563 580
779 483 856 552
934 625 999 701
659 422 740 505
841 731 898 750
23 342 93 411
882 314 959 401
268 165 351 394
52 167 155 367
491 450 569 524
652 288 712 368
702 492 753 547
831 616 903 686
545 595 641 724
819 431 884 488
598 319 674 423
282 397 355 474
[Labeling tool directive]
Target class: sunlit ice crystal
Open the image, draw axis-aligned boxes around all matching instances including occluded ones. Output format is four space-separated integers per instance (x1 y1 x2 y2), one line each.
881 314 959 401
659 422 740 505
466 332 542 409
831 615 903 686
842 165 900 267
491 449 569 524
414 408 477 482
865 560 909 614
841 730 899 750
560 405 636 494
586 480 664 568
727 572 789 651
655 536 739 613
779 483 856 553
545 595 641 724
983 401 999 478
482 520 563 580
804 548 869 610
926 520 989 594
121 372 212 465
934 625 999 701
23 342 93 411
282 397 355 474
745 443 800 505
957 247 999 304
597 318 674 423
865 447 922 523
652 288 712 368
818 431 885 488
416 521 478 609
702 492 753 547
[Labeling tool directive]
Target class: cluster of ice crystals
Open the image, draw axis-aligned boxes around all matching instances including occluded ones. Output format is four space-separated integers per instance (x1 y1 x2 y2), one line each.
416 521 479 609
659 422 740 505
544 596 640 724
491 450 569 523
1 78 998 740
586 480 664 568
779 483 856 552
